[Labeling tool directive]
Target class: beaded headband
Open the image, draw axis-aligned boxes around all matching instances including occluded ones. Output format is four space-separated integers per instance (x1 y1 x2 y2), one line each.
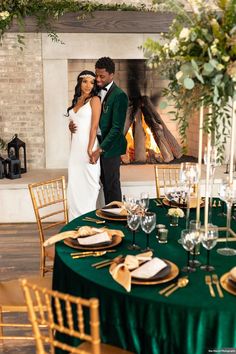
79 74 95 79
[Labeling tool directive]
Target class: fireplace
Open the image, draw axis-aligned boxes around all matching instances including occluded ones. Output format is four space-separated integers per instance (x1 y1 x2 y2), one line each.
68 59 183 164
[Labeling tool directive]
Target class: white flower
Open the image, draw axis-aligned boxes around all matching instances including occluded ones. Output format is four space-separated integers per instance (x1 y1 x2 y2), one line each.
216 63 224 71
0 11 10 20
168 208 184 218
222 55 230 62
197 39 205 47
169 38 179 54
210 45 219 56
176 71 184 81
179 28 190 41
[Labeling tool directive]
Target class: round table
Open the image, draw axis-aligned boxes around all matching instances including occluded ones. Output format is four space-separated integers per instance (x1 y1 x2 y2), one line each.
53 200 236 354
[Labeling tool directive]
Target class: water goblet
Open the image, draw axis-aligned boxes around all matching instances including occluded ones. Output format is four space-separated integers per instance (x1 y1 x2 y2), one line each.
140 212 156 252
127 212 141 250
200 224 219 271
181 229 196 273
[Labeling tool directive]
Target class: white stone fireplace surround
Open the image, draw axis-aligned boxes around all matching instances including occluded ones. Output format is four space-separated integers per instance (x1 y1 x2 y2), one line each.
42 32 162 168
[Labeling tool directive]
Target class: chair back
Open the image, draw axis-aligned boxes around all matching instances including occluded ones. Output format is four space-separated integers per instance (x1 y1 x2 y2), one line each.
28 176 68 276
21 279 101 354
154 165 180 198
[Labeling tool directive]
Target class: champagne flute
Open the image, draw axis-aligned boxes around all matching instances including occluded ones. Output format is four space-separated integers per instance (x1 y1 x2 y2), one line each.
200 224 219 271
127 212 141 250
139 192 150 212
140 212 156 252
181 229 196 273
180 163 199 229
204 146 217 224
217 181 236 256
189 220 201 267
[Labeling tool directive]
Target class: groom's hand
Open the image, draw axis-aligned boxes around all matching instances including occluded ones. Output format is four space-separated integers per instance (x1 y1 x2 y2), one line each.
69 120 77 133
92 148 102 163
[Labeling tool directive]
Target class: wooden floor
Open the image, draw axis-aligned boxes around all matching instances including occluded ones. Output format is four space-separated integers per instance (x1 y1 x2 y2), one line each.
0 223 60 353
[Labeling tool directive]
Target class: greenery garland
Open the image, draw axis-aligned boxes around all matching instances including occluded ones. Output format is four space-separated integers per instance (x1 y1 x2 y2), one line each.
0 0 148 46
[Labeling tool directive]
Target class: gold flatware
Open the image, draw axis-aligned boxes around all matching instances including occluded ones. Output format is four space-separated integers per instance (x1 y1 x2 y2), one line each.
159 283 176 295
94 255 123 269
82 218 105 224
205 275 216 297
212 274 224 298
72 251 107 259
164 278 189 297
159 276 188 295
70 250 116 256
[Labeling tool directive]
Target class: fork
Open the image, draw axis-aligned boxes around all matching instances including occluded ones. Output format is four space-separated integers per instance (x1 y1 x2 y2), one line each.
212 274 224 298
205 275 215 297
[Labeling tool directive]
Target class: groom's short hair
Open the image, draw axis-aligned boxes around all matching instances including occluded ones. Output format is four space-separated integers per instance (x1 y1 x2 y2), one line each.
95 57 115 74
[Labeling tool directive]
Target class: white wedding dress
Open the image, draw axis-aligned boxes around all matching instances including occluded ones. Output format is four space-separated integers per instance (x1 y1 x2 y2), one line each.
67 101 100 221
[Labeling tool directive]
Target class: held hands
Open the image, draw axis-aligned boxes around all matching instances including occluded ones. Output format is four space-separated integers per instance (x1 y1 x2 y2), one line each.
69 120 77 133
89 148 101 164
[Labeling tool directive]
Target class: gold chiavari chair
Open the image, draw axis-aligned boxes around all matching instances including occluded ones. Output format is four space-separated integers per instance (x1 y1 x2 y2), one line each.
0 275 51 343
28 176 68 277
21 279 134 354
154 165 180 198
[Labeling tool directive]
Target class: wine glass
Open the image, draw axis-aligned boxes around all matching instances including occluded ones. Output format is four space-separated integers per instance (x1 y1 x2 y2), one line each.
189 220 201 267
181 229 196 273
217 182 227 217
139 192 150 212
127 212 141 250
140 212 156 252
200 224 219 271
180 163 199 229
217 181 236 256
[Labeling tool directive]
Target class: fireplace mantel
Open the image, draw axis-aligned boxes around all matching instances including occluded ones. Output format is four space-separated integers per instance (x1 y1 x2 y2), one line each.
8 11 174 34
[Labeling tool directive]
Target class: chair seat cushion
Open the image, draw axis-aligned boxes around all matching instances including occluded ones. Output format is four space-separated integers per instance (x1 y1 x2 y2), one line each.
79 341 134 354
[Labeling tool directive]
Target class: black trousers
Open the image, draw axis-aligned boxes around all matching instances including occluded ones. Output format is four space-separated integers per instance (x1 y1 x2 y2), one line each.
100 155 122 205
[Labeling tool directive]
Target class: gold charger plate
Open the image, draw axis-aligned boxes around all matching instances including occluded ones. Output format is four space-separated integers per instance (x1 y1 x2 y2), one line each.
162 198 204 209
64 234 122 251
96 209 127 221
131 260 179 285
220 272 236 296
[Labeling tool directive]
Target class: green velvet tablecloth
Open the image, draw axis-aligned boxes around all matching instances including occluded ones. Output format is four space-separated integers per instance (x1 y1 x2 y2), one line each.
53 200 236 354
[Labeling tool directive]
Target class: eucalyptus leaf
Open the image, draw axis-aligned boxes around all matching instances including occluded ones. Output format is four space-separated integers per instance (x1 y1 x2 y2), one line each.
183 77 195 90
159 101 168 109
203 63 214 73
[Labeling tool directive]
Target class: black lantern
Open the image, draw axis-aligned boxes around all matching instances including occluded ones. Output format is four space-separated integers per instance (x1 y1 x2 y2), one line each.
8 134 27 173
4 157 21 179
0 156 5 179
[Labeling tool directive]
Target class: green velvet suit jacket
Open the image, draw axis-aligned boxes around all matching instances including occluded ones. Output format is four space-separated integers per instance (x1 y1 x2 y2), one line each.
99 83 128 158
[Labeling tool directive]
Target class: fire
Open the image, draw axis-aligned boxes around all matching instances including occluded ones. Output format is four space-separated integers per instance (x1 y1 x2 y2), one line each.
124 114 160 163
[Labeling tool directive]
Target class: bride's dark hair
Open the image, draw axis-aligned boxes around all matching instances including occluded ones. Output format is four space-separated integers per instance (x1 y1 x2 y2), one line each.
66 70 98 116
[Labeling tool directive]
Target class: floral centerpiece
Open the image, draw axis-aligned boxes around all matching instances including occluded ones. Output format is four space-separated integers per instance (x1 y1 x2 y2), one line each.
144 0 236 160
168 207 185 218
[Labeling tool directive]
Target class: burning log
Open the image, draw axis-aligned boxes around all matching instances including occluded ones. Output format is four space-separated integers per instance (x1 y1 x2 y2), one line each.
141 96 183 161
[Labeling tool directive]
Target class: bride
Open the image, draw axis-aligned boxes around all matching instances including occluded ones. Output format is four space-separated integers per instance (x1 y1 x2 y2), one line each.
66 70 101 221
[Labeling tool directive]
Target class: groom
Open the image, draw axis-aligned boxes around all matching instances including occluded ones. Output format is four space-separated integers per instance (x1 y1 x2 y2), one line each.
92 57 128 204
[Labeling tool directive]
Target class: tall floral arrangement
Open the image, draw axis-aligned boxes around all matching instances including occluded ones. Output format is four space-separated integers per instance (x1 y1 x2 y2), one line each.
144 0 236 160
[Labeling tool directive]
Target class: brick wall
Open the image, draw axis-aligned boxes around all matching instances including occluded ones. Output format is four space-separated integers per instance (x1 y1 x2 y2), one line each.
0 33 45 169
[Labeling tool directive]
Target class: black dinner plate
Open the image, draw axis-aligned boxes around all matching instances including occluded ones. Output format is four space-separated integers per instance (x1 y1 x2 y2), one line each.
131 261 171 282
228 277 236 290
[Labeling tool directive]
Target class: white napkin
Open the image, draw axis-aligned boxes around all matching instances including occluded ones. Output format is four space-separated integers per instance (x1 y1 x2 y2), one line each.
101 207 124 215
130 257 167 279
77 231 111 246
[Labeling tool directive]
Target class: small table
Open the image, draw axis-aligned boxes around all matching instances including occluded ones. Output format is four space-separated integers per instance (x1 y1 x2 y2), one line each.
53 200 236 354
